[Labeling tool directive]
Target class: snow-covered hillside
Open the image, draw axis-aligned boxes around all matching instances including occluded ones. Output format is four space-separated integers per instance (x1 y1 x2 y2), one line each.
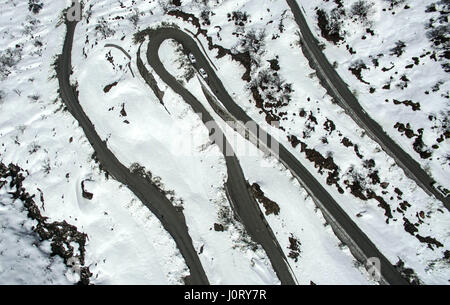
0 0 448 285
302 0 449 191
0 0 187 285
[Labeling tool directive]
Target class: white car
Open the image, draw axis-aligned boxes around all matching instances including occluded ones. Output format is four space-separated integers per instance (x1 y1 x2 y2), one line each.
188 53 196 63
199 68 208 79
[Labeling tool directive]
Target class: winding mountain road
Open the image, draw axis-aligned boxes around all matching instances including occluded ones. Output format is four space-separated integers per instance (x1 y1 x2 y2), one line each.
142 27 408 285
57 20 209 285
141 30 297 285
55 0 417 285
58 16 296 286
287 0 449 210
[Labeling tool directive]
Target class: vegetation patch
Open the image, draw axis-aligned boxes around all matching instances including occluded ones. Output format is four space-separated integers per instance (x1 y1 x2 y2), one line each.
0 162 92 285
316 8 344 44
349 60 370 85
288 135 344 194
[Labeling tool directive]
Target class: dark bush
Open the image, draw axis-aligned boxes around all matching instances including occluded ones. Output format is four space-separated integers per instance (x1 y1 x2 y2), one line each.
390 40 407 57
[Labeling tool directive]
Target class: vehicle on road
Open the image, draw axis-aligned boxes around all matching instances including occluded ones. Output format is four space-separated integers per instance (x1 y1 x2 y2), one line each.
189 53 196 63
198 68 208 79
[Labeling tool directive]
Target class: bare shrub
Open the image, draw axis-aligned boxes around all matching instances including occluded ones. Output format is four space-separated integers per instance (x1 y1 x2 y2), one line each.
350 0 375 23
28 0 43 14
0 47 22 79
95 18 116 39
129 9 140 27
390 40 407 57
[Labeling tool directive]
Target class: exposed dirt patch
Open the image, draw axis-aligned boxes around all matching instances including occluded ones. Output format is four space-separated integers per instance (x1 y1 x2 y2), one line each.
394 123 432 159
395 259 421 285
416 235 444 250
287 234 301 262
81 180 93 200
250 183 280 216
120 103 127 117
349 60 370 85
392 99 421 111
288 135 344 194
403 216 443 250
103 81 118 93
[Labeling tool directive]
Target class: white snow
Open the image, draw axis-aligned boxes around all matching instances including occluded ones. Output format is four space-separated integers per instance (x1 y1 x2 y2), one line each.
0 0 448 285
